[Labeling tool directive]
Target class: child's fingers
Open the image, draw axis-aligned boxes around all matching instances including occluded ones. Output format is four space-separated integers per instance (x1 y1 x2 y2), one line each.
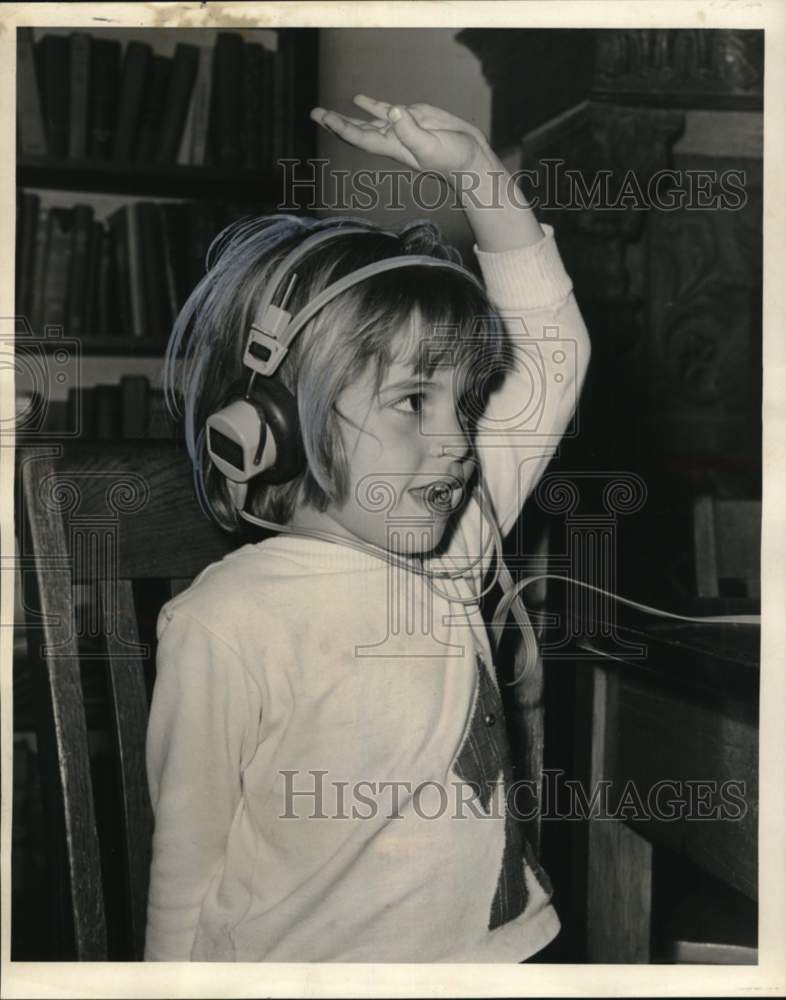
386 105 435 161
406 103 487 144
352 97 487 147
353 93 391 118
320 110 377 144
314 109 419 166
316 110 382 144
312 107 389 131
355 96 468 138
344 114 390 130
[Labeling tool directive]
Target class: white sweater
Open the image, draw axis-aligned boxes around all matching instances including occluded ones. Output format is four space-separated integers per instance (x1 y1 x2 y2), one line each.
145 225 590 962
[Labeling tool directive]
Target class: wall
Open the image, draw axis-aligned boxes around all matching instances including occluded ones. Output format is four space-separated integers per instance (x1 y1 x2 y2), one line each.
315 29 492 257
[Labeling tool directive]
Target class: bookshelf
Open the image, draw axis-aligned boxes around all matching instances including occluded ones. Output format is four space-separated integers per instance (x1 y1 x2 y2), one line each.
15 27 318 348
20 334 168 356
17 156 286 201
15 25 318 439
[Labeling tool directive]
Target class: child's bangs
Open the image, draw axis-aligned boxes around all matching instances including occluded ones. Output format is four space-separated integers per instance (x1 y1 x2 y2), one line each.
378 269 512 405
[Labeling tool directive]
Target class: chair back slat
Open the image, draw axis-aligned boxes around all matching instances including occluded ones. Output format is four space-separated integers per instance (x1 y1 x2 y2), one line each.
21 449 108 959
17 442 235 960
102 579 154 961
21 442 232 581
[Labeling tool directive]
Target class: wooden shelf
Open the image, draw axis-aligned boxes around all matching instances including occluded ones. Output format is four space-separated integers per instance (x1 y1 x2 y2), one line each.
19 334 169 356
17 156 291 203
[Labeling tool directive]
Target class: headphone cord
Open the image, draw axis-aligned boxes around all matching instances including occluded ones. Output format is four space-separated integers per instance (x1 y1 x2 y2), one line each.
237 505 500 601
237 483 759 692
237 460 512 606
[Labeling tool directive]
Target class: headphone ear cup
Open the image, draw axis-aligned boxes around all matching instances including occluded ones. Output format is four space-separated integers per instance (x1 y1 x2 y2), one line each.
247 376 306 484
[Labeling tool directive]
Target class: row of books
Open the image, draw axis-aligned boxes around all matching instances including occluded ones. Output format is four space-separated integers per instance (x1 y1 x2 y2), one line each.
18 376 177 440
17 28 301 169
16 192 264 340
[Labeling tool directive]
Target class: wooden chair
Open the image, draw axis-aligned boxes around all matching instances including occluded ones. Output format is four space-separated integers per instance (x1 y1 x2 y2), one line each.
15 442 235 960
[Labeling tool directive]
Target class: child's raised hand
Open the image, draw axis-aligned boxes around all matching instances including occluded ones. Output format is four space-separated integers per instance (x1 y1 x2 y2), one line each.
310 95 491 180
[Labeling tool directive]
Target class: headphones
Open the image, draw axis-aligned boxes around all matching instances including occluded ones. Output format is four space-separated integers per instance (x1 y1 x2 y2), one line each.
205 222 485 504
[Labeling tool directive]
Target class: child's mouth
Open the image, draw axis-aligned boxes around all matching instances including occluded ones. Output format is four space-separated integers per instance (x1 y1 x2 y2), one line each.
408 478 465 515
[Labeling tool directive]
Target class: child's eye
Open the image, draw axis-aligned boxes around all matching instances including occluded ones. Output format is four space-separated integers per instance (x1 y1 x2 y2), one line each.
391 392 425 414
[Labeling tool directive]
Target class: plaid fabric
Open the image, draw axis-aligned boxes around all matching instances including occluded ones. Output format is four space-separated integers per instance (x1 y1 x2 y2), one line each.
453 653 552 931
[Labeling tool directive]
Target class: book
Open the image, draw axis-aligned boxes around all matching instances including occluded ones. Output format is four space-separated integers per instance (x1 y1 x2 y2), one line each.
243 42 265 172
176 75 196 165
185 201 222 296
67 386 94 437
42 208 75 330
189 45 213 166
136 201 171 339
210 33 244 169
66 204 95 335
158 207 180 321
29 209 48 334
83 221 104 336
106 207 132 336
36 34 70 158
68 33 91 159
88 38 121 159
147 387 176 439
260 43 274 168
97 225 115 336
94 384 121 440
135 55 172 162
157 42 199 164
16 192 40 320
126 204 145 337
120 375 150 439
159 202 192 310
271 31 289 166
112 41 152 162
67 379 179 441
16 28 47 156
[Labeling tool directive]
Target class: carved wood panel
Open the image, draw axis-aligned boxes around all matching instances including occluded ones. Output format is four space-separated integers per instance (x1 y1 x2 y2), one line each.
593 29 763 109
646 160 762 481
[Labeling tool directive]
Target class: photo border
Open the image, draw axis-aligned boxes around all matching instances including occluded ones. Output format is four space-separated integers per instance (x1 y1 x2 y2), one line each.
1 2 783 997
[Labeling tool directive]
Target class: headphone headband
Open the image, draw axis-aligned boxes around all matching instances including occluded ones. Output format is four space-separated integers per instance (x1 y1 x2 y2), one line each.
260 222 393 308
243 224 484 378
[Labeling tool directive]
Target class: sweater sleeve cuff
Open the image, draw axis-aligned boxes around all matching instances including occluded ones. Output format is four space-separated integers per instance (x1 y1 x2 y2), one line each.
473 223 573 311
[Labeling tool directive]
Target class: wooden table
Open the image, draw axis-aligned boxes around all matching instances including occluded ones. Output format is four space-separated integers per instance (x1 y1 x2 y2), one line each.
572 618 759 962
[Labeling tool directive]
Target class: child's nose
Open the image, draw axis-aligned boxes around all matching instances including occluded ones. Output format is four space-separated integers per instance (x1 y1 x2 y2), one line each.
425 406 470 457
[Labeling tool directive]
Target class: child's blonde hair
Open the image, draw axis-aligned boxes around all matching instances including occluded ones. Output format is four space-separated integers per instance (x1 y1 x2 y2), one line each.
164 214 512 532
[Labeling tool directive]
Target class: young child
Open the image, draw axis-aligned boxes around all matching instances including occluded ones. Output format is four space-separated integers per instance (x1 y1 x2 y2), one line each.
144 95 590 962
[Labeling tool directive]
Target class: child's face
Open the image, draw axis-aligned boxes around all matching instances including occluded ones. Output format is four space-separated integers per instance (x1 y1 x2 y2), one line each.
307 353 475 555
